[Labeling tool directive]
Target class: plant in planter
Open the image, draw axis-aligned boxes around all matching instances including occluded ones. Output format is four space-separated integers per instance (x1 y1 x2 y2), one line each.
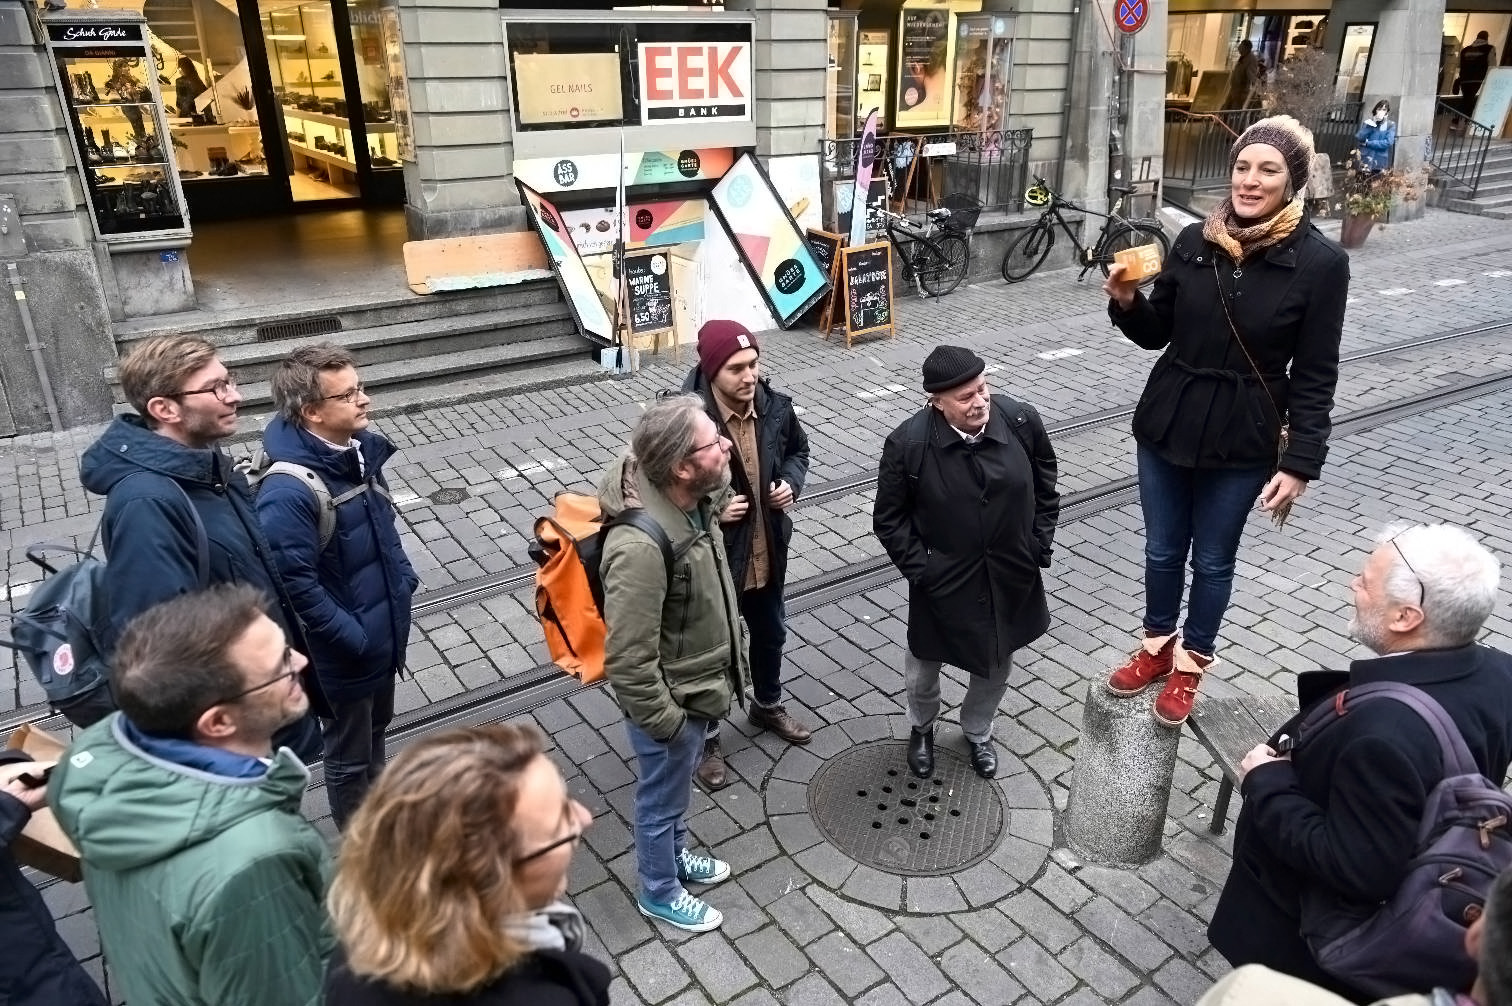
1331 150 1428 248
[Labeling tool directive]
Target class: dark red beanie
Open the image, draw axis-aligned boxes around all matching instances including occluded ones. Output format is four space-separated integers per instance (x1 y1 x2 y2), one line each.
697 320 759 381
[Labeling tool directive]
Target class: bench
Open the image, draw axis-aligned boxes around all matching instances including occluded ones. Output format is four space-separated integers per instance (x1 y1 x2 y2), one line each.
1186 676 1298 835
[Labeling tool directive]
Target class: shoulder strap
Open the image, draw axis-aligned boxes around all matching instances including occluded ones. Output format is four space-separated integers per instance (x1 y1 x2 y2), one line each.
258 462 339 552
991 394 1037 458
1299 681 1478 778
114 471 209 589
606 509 676 586
903 408 933 481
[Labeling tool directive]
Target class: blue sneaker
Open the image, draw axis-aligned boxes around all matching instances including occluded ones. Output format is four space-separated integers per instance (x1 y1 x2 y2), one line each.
676 848 731 885
637 890 724 932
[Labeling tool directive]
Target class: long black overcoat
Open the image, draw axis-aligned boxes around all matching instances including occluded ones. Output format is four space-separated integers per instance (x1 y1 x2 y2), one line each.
872 397 1059 676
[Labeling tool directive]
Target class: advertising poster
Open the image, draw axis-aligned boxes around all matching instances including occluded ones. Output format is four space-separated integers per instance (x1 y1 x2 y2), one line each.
559 199 707 257
514 148 735 193
849 109 880 248
843 242 895 343
707 153 832 329
638 41 752 123
515 180 614 345
896 5 951 126
513 52 623 126
765 153 824 232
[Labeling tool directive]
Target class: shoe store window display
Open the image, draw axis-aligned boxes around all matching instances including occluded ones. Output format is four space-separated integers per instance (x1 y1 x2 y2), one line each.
873 346 1061 780
680 321 815 794
1102 114 1349 727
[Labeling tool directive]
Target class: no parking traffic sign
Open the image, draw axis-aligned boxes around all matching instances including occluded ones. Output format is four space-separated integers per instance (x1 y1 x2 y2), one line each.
1116 0 1148 34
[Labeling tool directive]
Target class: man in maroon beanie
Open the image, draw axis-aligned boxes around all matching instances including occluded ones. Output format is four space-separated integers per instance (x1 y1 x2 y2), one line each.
681 319 812 790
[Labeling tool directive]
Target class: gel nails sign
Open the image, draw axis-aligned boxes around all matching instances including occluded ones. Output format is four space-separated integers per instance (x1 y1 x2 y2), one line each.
637 42 751 124
47 23 144 44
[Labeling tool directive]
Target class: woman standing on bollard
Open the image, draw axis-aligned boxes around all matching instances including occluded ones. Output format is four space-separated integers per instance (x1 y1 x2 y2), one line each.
1101 115 1349 727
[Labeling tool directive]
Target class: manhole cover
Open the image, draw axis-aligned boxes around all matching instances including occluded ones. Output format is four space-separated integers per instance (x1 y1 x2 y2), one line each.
428 488 469 505
808 739 1005 876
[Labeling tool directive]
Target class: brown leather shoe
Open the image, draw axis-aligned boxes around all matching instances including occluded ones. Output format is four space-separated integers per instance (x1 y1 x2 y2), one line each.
748 703 812 745
695 737 729 791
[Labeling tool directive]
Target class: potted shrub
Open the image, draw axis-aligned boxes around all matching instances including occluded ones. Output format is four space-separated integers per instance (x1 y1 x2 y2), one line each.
1333 151 1427 249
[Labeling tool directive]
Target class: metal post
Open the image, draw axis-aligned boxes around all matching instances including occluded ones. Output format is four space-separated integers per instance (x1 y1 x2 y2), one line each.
6 261 64 433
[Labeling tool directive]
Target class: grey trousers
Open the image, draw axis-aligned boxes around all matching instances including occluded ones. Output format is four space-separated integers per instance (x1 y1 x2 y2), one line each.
904 650 1015 744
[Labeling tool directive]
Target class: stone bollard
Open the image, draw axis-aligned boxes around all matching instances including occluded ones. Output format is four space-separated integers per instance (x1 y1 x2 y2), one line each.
1066 683 1183 867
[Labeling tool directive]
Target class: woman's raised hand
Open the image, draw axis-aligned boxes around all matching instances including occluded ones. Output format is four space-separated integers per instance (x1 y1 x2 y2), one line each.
1102 262 1139 310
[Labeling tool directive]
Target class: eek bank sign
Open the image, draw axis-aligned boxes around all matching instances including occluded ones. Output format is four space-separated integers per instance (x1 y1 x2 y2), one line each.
637 42 752 125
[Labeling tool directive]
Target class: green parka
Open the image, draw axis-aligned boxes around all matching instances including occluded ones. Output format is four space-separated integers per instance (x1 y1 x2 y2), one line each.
597 454 748 741
50 715 333 1006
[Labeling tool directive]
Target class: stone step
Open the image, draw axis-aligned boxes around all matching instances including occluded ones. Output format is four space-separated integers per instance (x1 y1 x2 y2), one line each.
1441 193 1512 219
111 279 563 348
105 299 577 386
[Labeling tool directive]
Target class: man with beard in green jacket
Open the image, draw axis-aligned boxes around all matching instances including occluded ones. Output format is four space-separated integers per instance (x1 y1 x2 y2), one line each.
51 585 333 1006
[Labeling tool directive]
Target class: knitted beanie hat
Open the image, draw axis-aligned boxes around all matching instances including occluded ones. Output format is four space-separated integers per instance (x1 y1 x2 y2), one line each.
697 320 758 381
1230 114 1315 191
922 345 985 392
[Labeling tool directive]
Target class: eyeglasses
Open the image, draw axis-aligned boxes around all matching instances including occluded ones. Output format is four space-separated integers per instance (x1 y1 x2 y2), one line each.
1389 530 1426 608
514 830 583 864
686 438 725 458
174 375 239 404
209 646 300 708
323 383 365 405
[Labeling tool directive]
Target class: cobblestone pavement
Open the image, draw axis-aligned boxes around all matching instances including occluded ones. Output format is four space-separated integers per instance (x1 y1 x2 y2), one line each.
7 208 1512 1004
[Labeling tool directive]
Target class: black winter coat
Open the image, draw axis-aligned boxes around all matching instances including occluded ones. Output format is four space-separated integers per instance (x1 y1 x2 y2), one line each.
0 789 107 1006
256 418 418 702
873 397 1059 676
1209 645 1512 995
1110 219 1348 481
78 415 330 717
681 369 810 590
323 946 611 1006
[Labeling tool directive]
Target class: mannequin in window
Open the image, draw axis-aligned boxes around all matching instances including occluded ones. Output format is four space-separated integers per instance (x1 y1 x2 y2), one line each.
1354 100 1396 174
175 57 214 126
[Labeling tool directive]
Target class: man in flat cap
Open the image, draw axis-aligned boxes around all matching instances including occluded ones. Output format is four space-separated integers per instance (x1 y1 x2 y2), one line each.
873 346 1060 778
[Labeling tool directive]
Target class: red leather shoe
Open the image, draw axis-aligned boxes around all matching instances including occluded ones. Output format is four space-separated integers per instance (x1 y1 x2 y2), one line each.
1106 632 1177 697
1152 648 1215 728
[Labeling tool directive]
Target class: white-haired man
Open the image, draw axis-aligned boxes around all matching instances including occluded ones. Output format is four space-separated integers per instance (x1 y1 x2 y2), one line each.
1209 523 1512 1000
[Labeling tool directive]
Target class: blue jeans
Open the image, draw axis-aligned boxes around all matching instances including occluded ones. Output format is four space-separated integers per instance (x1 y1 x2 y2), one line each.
1137 444 1270 656
321 680 395 831
626 714 709 903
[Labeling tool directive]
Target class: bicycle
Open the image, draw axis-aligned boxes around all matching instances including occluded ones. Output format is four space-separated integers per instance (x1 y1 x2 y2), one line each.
877 192 980 299
1000 176 1169 287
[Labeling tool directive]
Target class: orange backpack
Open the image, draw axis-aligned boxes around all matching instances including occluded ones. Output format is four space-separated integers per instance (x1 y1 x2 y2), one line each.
529 492 674 683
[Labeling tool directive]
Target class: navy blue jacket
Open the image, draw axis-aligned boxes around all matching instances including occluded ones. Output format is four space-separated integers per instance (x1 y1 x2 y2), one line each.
0 770 108 1005
254 418 417 702
78 415 328 716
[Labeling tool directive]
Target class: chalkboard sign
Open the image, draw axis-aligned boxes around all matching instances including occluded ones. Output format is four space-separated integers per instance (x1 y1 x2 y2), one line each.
805 229 844 333
625 250 674 336
842 241 894 345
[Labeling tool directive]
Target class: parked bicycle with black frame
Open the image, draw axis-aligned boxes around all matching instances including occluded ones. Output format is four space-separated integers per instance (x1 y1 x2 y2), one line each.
877 191 981 299
1000 176 1169 286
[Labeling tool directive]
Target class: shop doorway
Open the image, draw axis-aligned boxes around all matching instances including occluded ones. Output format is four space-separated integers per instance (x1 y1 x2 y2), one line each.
122 0 402 221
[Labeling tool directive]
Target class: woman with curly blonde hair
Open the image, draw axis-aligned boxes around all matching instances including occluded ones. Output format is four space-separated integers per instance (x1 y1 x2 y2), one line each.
323 724 605 1005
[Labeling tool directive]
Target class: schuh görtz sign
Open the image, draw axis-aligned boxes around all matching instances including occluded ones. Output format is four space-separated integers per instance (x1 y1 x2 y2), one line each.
637 42 751 124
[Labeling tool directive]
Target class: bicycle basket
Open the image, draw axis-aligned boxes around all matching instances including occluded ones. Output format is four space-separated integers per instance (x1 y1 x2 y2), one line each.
1025 184 1050 207
940 193 983 233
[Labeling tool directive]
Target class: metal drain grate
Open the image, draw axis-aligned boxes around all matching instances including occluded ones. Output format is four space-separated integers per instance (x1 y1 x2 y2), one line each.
808 739 1005 876
255 315 342 343
428 488 470 505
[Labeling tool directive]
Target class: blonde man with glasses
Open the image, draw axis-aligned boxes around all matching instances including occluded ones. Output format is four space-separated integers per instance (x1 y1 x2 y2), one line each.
1210 523 1512 1000
51 585 334 1006
257 342 418 831
79 334 326 759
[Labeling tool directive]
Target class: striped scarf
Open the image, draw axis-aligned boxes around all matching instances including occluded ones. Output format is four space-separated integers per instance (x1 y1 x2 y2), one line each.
1202 195 1304 263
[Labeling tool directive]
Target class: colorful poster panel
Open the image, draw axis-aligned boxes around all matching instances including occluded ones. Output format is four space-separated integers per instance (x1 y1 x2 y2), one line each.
513 148 736 194
706 153 832 330
558 199 707 257
516 180 614 346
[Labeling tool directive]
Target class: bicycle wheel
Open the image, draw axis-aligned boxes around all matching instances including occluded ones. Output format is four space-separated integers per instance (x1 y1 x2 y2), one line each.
1098 223 1170 289
1001 225 1053 283
917 232 970 297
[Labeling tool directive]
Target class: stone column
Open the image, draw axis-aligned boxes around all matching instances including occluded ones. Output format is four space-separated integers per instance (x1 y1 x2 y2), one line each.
0 0 116 432
394 0 523 238
1060 0 1114 213
727 0 827 160
1066 684 1183 867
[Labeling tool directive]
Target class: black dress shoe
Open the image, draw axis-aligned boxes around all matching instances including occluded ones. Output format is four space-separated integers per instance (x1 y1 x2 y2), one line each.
907 728 934 778
968 740 998 779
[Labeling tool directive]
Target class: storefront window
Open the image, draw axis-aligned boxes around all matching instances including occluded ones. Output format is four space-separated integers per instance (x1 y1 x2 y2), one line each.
951 16 1010 135
346 0 400 169
1440 15 1511 96
827 11 857 139
857 29 890 126
1334 24 1374 103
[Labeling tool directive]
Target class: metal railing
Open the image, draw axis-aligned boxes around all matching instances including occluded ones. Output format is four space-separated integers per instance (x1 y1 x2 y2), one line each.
1428 101 1493 198
821 128 1034 216
1163 102 1362 194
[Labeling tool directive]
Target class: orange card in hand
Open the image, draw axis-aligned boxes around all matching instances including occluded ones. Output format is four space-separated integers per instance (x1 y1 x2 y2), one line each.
1113 243 1163 282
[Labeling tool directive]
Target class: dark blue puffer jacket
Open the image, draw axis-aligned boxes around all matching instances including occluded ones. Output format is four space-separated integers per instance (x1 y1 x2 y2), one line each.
254 417 417 702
